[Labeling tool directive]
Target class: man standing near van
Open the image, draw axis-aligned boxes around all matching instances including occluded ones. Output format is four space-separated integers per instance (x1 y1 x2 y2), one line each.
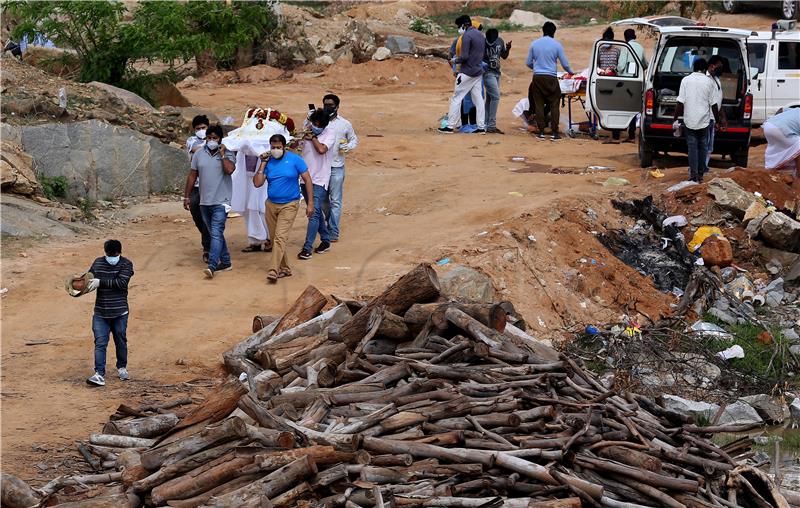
483 28 511 134
706 55 727 167
526 21 574 140
673 58 725 183
438 15 486 134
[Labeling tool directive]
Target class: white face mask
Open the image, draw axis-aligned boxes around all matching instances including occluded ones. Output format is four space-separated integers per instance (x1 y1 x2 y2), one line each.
196 129 206 139
458 27 465 35
206 140 219 151
270 148 284 159
105 255 120 266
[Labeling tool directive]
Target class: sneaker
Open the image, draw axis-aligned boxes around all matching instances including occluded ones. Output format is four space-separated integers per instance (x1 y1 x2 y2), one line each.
487 127 505 134
473 129 486 134
118 368 129 381
86 372 105 386
217 263 233 272
437 127 454 134
314 241 331 254
298 249 312 260
536 133 545 140
551 134 561 141
203 268 214 279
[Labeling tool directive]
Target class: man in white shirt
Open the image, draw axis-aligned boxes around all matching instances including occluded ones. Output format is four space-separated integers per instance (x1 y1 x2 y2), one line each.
321 94 357 243
673 58 725 183
705 55 727 167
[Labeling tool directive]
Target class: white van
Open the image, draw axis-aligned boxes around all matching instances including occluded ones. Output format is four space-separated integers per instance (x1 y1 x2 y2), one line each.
586 18 753 167
746 24 800 127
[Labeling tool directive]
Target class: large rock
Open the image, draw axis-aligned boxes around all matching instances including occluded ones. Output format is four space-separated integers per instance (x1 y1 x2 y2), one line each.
716 401 763 425
372 47 392 61
1 194 89 238
739 394 789 423
339 19 377 63
661 394 719 422
508 9 555 27
787 257 800 282
1 136 40 196
385 35 416 55
438 265 495 303
88 81 154 110
152 81 191 107
700 235 733 267
707 178 755 218
759 212 800 253
20 120 187 201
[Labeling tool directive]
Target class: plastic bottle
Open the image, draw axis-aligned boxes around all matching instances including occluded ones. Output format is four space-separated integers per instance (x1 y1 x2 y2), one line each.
58 87 67 108
439 115 447 129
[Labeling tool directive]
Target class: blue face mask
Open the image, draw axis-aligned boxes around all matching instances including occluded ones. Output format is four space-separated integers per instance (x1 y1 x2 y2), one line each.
106 255 120 266
311 125 324 136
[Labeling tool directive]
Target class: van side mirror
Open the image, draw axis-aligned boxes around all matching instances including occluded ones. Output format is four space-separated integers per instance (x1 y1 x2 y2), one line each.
750 66 759 79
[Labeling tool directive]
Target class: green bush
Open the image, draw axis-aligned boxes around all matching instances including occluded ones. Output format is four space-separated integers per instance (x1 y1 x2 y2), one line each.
39 174 68 200
409 17 437 35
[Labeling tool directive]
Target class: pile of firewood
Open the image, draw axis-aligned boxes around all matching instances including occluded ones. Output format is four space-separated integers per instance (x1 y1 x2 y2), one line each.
3 264 798 508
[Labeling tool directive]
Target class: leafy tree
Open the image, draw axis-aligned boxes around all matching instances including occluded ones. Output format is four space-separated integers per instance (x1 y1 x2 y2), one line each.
7 0 279 99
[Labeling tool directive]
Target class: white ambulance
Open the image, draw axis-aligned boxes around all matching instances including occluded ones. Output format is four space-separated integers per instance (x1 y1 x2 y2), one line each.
746 20 800 127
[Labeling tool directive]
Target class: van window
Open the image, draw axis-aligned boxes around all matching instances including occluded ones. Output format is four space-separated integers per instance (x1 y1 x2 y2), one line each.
778 42 800 69
747 43 767 73
595 44 640 77
656 40 743 75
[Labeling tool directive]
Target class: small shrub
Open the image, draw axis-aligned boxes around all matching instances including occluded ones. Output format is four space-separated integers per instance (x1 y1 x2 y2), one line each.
409 17 438 35
39 174 68 200
77 197 96 221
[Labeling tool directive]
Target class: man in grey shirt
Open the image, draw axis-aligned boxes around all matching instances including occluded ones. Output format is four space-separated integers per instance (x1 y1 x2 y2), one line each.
183 125 236 278
438 15 487 134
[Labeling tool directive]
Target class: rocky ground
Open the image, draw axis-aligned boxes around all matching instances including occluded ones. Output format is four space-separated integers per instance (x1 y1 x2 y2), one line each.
2 2 798 486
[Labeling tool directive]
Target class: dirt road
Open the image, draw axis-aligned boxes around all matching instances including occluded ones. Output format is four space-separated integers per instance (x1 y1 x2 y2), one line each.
0 11 775 479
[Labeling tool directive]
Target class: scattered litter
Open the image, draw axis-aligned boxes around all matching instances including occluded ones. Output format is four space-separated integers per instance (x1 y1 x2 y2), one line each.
690 321 733 340
334 266 352 270
0 288 7 296
649 168 665 179
366 134 384 138
765 259 782 275
695 258 705 265
663 215 688 228
376 207 387 213
716 344 745 360
672 287 684 298
602 177 630 187
585 325 600 335
687 226 723 252
586 208 598 220
476 231 488 237
436 258 450 266
508 191 524 197
173 219 187 223
511 156 526 162
24 340 50 346
238 372 248 382
666 180 698 193
537 317 546 327
588 166 613 171
527 234 536 242
19 252 27 258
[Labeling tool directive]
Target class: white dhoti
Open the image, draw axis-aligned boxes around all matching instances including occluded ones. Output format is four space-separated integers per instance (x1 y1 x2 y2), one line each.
764 122 800 175
232 152 269 245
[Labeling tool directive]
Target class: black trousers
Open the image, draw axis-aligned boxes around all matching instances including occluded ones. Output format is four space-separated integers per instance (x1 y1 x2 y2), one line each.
189 186 211 253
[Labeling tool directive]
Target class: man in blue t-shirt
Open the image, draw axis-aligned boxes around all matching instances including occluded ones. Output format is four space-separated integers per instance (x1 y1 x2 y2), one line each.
254 134 314 283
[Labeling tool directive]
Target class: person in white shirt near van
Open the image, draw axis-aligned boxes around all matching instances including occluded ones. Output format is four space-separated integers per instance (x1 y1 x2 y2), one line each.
673 58 726 183
706 55 728 166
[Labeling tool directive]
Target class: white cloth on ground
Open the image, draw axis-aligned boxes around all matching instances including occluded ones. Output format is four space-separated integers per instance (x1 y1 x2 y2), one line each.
764 122 800 173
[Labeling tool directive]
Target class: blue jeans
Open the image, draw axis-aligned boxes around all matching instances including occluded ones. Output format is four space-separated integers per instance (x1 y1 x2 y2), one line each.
706 119 715 168
324 166 345 240
200 204 231 270
93 313 128 376
302 184 330 251
484 72 501 129
685 127 709 181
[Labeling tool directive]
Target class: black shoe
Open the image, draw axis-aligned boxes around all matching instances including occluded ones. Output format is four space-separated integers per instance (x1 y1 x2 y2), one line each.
536 133 545 140
217 263 232 271
298 249 312 260
314 241 331 254
437 127 454 134
551 134 561 141
473 129 486 134
487 127 505 134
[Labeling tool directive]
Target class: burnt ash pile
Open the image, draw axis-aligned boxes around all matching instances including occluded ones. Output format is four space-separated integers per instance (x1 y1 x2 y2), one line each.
599 196 695 292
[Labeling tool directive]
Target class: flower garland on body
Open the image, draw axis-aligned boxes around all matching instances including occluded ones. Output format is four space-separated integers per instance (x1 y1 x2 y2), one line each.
243 107 296 134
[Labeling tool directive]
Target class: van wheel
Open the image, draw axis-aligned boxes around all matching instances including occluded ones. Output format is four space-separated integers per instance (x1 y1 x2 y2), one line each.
782 0 799 19
639 138 654 167
733 148 749 168
722 0 740 13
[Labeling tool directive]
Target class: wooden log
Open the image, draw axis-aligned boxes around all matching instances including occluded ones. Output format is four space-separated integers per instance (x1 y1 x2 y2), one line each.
245 425 295 448
39 494 132 508
203 455 317 507
431 303 507 332
151 451 256 505
271 285 328 337
503 322 560 362
404 303 440 333
271 481 311 507
141 417 248 471
576 455 698 493
89 434 156 448
369 308 411 341
77 442 101 471
598 446 662 473
166 473 262 508
222 319 281 377
252 314 281 333
370 453 414 466
38 472 124 498
159 377 247 444
133 441 245 492
338 264 440 348
1 472 40 508
103 413 180 438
